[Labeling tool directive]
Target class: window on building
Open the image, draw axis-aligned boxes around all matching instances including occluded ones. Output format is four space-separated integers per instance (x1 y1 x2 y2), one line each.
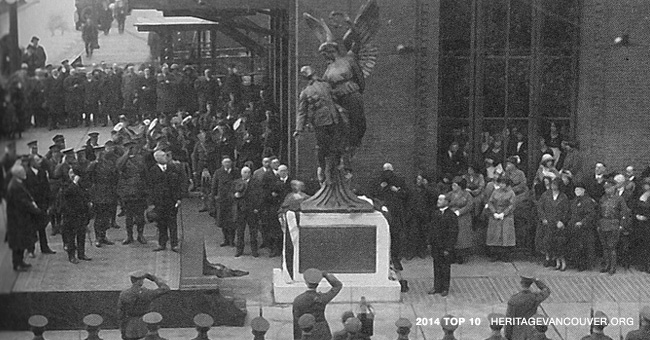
438 0 580 177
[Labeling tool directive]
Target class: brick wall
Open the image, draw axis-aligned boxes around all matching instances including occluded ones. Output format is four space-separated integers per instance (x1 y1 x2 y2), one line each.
577 0 650 174
294 0 421 193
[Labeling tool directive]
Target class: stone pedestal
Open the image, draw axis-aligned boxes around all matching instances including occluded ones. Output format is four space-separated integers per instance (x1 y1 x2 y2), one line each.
273 211 401 303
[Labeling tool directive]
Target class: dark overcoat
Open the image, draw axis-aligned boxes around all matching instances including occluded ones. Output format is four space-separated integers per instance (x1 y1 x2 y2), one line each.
6 178 41 249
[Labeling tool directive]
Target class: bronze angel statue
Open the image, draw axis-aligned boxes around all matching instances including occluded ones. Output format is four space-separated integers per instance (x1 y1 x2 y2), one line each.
303 0 380 160
297 0 380 212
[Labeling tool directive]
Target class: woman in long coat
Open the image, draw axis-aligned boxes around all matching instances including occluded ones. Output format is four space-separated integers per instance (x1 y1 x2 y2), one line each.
6 164 42 271
485 175 516 261
537 178 570 270
448 178 474 264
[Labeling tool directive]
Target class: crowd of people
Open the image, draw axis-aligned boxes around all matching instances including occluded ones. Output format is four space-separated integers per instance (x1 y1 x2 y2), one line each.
378 126 650 281
0 53 292 269
0 53 282 154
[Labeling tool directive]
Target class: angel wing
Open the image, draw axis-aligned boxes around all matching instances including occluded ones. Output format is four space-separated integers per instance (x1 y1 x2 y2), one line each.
342 0 380 78
303 12 335 46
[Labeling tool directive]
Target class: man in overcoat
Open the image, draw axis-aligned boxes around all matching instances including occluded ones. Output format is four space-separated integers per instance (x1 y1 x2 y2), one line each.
24 155 55 256
6 164 42 271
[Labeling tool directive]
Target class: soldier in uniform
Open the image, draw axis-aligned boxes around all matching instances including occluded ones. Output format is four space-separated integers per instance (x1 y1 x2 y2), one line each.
87 141 119 247
598 179 630 275
76 148 91 177
581 311 613 340
292 268 343 340
85 132 100 161
441 315 459 340
50 147 77 236
61 167 92 264
293 65 344 182
486 313 507 340
116 140 148 245
625 306 650 340
117 271 170 340
504 271 551 340
569 182 598 271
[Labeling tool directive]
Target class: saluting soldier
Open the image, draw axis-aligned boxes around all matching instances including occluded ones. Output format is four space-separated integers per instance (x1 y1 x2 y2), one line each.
504 271 551 340
50 147 76 236
581 311 613 340
625 306 650 340
569 182 598 271
61 167 92 264
117 271 170 340
292 268 343 340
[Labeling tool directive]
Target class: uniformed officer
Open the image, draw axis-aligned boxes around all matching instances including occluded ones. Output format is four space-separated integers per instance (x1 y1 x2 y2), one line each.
117 271 170 340
85 131 100 161
486 313 507 340
51 148 77 237
581 311 613 340
441 314 459 340
116 140 148 245
598 179 630 275
504 270 551 340
527 314 551 340
625 306 650 340
292 268 343 340
569 182 598 271
27 140 38 155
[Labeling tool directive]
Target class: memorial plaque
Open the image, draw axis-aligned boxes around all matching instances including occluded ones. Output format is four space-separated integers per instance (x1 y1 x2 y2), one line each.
298 225 377 273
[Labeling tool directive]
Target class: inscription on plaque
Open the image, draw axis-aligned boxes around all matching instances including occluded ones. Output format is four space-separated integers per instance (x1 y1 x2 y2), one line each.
298 225 377 273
